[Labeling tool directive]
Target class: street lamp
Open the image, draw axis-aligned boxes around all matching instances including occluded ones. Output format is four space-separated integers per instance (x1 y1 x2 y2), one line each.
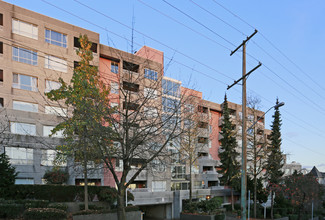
247 102 285 132
242 101 284 219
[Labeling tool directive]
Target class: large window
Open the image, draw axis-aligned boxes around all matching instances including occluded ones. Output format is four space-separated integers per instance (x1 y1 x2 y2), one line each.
15 178 34 184
171 182 189 191
144 87 157 99
162 79 180 97
41 149 56 166
5 147 33 165
152 181 166 192
43 125 64 138
11 122 36 135
162 97 180 113
12 18 38 39
45 106 67 116
12 46 37 65
45 80 61 93
171 165 186 179
143 107 158 118
111 61 119 73
110 82 119 94
13 101 38 113
45 29 67 48
45 55 67 73
144 68 158 81
12 73 37 92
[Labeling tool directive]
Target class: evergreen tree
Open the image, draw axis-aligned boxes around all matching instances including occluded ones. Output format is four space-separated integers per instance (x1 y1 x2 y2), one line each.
265 98 284 219
218 95 240 211
0 152 17 188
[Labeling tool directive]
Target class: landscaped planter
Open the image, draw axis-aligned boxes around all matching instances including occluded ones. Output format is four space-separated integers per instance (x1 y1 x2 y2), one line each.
73 211 142 220
180 213 225 220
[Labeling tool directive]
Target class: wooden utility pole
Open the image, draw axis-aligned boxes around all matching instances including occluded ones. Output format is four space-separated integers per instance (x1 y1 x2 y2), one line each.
228 29 260 220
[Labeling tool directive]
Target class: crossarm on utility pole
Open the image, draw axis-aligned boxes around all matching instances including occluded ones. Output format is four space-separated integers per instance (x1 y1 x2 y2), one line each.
227 62 262 90
230 29 258 56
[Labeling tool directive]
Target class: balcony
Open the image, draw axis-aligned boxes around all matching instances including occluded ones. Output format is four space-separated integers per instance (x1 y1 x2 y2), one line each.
127 169 147 181
198 128 209 138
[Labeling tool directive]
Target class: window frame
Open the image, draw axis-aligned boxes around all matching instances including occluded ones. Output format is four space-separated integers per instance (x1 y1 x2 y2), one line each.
5 146 33 165
12 46 37 66
12 73 38 92
45 29 67 48
13 100 38 113
45 54 67 73
12 18 38 40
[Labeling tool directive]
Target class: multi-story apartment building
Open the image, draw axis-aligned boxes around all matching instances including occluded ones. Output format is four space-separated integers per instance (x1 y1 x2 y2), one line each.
0 1 273 218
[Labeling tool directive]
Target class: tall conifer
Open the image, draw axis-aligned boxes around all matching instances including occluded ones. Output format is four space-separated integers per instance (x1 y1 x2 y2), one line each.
265 98 284 219
218 95 240 210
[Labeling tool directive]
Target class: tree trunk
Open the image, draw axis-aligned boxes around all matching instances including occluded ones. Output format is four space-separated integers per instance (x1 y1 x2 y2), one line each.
270 190 274 220
189 163 192 202
83 145 89 211
254 175 257 218
117 188 126 220
231 187 234 211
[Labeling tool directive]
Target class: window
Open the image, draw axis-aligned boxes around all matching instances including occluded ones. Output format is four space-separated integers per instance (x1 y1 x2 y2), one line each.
45 55 67 73
115 158 123 172
111 61 119 73
151 160 166 172
0 41 2 54
144 68 158 81
15 178 34 184
13 101 38 113
11 122 36 135
45 80 61 93
171 165 186 179
171 182 189 191
162 79 180 97
12 18 38 39
110 82 119 94
123 61 139 72
0 98 3 107
45 106 67 116
43 125 64 137
0 13 3 26
0 69 3 83
12 73 38 91
143 107 158 117
198 137 208 144
198 105 208 113
162 97 180 113
152 181 166 192
184 104 194 113
45 29 67 48
144 87 157 99
5 147 33 165
123 81 139 92
12 46 37 65
74 37 97 53
41 149 60 166
110 102 118 113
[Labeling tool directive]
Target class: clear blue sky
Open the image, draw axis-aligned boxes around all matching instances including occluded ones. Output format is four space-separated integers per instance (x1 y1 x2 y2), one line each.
6 0 325 171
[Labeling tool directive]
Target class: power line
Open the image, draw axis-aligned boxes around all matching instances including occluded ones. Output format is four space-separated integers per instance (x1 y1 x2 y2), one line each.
70 0 235 82
161 0 236 47
211 0 325 93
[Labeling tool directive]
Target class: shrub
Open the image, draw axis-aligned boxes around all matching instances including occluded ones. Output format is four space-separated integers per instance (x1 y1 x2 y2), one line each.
43 169 69 185
215 213 225 220
97 188 117 205
0 203 24 218
72 206 139 216
24 199 49 208
79 204 104 211
274 213 281 219
234 203 241 210
23 208 66 220
1 184 117 203
48 203 68 211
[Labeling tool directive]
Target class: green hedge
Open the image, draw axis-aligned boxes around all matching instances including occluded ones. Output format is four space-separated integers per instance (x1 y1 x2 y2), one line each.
48 203 68 211
79 203 104 211
0 203 24 218
23 208 66 220
72 205 139 216
0 185 119 204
